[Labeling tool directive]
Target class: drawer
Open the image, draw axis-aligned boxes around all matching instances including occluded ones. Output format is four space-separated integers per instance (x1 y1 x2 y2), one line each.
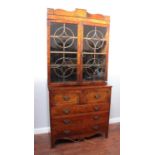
83 88 111 104
52 123 107 137
52 111 109 128
51 91 80 105
52 103 110 116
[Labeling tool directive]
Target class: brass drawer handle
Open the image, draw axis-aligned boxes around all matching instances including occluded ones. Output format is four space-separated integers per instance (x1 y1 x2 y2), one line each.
95 94 101 99
63 96 70 101
64 130 71 134
94 105 100 111
63 119 71 125
92 125 99 130
63 109 70 114
93 115 100 120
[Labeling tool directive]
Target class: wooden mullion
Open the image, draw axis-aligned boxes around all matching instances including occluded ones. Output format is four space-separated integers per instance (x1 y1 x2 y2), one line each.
77 22 83 82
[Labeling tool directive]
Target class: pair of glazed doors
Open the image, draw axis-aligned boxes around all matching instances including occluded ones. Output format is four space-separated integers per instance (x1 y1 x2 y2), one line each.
49 21 109 83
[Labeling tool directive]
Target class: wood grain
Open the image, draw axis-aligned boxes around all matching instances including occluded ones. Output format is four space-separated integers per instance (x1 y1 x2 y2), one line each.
47 9 112 148
47 8 110 21
51 103 110 116
50 85 111 147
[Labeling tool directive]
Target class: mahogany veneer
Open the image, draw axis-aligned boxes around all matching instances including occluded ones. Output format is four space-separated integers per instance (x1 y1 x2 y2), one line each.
47 9 112 147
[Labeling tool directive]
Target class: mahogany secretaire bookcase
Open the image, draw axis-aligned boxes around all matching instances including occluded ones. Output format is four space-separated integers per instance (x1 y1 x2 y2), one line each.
47 8 112 147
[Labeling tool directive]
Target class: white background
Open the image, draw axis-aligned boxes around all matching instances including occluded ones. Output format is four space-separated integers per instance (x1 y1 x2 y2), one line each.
0 0 155 155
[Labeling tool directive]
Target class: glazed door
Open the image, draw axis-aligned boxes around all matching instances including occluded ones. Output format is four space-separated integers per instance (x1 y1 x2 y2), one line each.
49 22 109 84
82 25 108 81
50 22 78 82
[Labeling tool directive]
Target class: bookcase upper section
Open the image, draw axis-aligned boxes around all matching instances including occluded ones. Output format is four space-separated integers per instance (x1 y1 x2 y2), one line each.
47 9 110 86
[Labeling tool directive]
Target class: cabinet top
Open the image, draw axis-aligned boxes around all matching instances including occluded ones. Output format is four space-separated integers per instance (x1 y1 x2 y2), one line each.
47 8 110 22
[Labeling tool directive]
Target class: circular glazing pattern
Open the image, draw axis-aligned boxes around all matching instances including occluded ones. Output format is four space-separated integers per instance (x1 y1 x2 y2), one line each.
53 57 74 78
53 25 75 49
86 28 104 50
85 58 105 78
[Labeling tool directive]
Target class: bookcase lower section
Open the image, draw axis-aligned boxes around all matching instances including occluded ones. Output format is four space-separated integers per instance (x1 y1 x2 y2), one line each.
49 85 112 147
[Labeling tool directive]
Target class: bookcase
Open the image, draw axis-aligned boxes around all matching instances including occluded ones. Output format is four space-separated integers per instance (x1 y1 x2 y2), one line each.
47 8 112 147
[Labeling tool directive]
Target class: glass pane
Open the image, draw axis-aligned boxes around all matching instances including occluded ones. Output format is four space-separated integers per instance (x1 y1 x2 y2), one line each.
50 22 77 82
83 25 107 81
83 25 107 53
83 54 106 81
51 68 77 82
50 23 77 52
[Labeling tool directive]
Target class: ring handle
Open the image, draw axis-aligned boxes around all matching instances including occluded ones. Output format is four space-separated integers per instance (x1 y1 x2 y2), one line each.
63 96 70 101
95 94 101 99
63 108 70 114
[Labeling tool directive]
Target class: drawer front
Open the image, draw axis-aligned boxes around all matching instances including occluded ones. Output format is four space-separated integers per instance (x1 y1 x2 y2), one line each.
52 92 80 105
83 88 111 104
52 103 110 116
52 123 107 137
52 111 109 128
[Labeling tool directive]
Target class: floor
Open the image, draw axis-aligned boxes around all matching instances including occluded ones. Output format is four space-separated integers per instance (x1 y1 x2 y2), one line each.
34 123 120 155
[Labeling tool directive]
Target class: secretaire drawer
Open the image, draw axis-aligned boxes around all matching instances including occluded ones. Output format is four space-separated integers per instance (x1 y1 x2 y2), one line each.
83 88 111 103
52 103 110 116
51 91 80 105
